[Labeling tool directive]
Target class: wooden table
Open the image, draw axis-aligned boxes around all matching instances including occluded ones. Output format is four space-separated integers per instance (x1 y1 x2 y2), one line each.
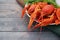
0 0 59 40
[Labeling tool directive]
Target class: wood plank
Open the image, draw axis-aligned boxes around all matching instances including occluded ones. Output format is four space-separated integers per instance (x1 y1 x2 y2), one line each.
0 32 59 40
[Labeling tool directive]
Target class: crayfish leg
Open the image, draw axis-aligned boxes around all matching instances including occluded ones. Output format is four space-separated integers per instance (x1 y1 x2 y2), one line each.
28 12 36 30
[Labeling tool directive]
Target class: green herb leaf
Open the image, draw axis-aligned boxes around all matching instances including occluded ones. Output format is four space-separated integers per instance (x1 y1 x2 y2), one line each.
43 0 58 7
24 0 59 8
24 0 43 4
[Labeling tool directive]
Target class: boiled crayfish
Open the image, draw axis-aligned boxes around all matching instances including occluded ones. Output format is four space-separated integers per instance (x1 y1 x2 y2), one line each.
21 2 60 31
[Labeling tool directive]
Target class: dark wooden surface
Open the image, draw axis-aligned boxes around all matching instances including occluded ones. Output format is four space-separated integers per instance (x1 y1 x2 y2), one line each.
0 0 59 40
